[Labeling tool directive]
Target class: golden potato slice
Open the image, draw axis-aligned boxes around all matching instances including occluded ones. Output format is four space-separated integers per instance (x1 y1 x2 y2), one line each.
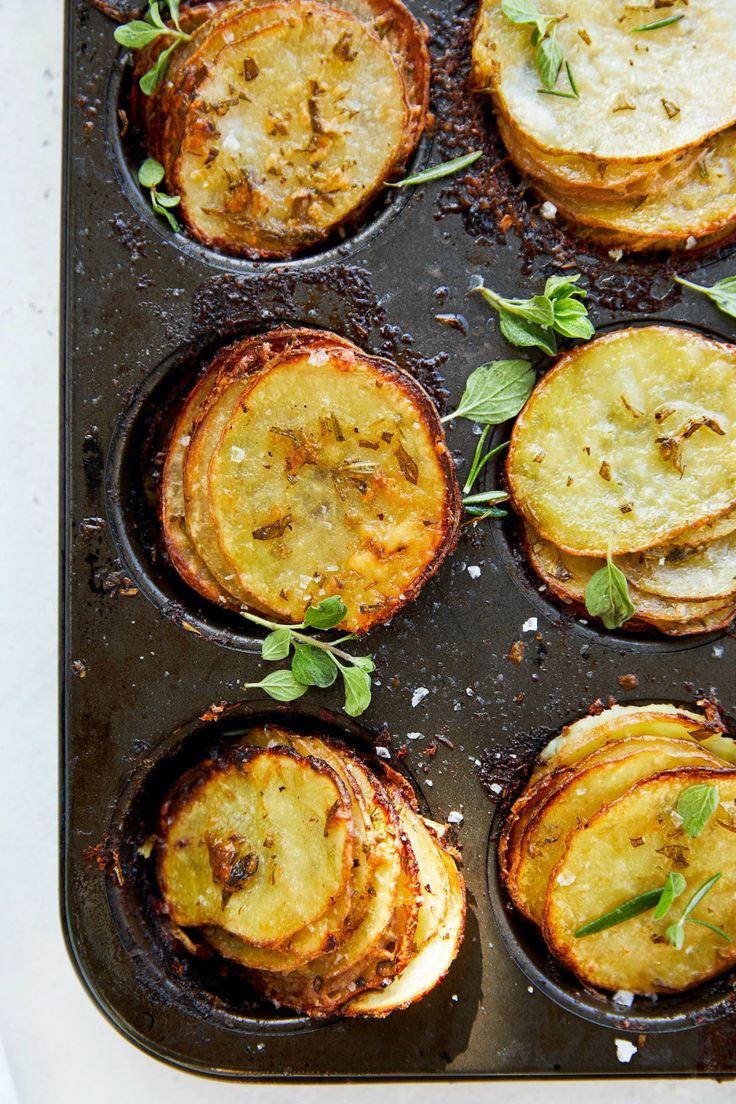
174 4 409 258
473 0 736 162
620 532 736 603
511 747 731 924
508 328 736 556
669 509 736 551
532 702 728 783
499 767 574 884
157 746 354 946
544 770 736 993
208 340 461 633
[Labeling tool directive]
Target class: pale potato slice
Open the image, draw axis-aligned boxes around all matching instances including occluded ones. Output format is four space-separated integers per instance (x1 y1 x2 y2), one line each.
535 128 736 249
208 341 461 633
532 703 728 783
508 328 736 556
620 532 736 603
511 746 731 924
157 746 353 946
669 509 736 551
345 845 465 1017
544 770 736 993
473 0 736 162
175 5 409 258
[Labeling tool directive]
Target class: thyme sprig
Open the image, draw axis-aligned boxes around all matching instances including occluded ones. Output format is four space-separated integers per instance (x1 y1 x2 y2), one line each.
115 0 192 95
242 597 375 717
138 158 181 231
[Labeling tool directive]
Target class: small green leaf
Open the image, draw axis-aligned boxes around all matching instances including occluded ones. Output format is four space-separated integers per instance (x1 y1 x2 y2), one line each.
147 2 166 30
575 887 664 937
585 550 636 630
261 628 292 661
501 0 541 24
167 0 182 27
341 666 372 717
292 644 338 688
675 275 736 322
552 297 596 339
151 193 180 231
499 312 557 355
139 41 177 94
666 921 685 950
153 191 181 208
544 273 584 301
477 286 554 326
536 33 563 89
446 359 535 425
114 21 163 48
350 655 376 673
303 596 348 631
565 61 579 98
653 872 687 920
245 670 308 702
687 918 732 943
386 150 482 188
138 157 165 188
677 783 719 838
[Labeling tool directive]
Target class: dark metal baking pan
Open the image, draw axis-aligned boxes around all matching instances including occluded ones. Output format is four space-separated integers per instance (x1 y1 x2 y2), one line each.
62 0 736 1079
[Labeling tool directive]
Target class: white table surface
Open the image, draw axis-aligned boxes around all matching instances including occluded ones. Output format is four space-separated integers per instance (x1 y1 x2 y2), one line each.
0 2 731 1100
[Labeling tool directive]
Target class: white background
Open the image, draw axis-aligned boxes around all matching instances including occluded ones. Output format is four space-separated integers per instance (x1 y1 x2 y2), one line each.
0 1 731 1100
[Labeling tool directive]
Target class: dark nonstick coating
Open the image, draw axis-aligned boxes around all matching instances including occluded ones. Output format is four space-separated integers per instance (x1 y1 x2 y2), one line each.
62 0 736 1079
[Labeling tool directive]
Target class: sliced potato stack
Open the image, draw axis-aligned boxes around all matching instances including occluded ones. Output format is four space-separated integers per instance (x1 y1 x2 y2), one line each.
472 0 736 251
131 0 429 258
500 702 736 994
507 326 736 636
161 327 462 633
157 726 466 1018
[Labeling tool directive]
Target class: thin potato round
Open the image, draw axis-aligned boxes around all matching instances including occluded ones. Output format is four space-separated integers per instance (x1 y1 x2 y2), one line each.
499 766 574 885
472 0 736 162
508 328 736 556
511 747 730 924
208 341 462 633
544 770 736 993
620 532 736 603
157 746 353 946
669 509 736 551
174 5 409 258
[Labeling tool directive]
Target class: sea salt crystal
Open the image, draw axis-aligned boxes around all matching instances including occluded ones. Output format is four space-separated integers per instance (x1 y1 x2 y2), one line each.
527 986 534 994
222 133 241 153
556 870 576 886
685 235 697 250
670 809 684 828
230 446 246 463
615 1039 637 1064
425 779 434 787
467 565 481 579
375 746 391 760
308 349 330 366
713 644 725 659
489 783 503 796
447 810 464 825
407 731 424 741
179 435 191 447
608 248 624 262
613 990 634 1008
541 201 558 220
411 687 429 707
522 617 538 633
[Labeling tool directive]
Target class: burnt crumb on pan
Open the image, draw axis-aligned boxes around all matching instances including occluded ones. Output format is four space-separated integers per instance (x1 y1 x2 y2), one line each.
478 724 556 821
618 673 639 690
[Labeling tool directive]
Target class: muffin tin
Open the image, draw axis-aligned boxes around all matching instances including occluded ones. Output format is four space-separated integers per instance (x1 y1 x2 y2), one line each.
62 0 736 1079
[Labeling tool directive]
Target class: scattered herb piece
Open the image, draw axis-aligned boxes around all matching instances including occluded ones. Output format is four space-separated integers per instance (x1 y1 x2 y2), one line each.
632 13 685 33
115 1 193 95
474 273 594 354
585 548 636 630
575 886 666 937
677 783 720 839
666 873 731 950
385 150 483 188
241 598 375 717
441 359 535 425
502 0 578 97
565 61 579 98
536 32 563 90
463 430 509 495
653 872 687 921
138 158 181 231
675 274 736 321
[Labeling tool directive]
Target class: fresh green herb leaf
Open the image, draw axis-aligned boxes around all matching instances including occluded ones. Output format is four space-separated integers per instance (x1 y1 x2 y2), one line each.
500 312 558 355
303 595 348 631
115 0 192 95
114 21 163 48
585 549 636 630
536 32 563 89
244 670 308 702
677 783 720 839
340 665 373 718
261 628 292 662
575 887 664 937
462 490 511 507
473 275 593 355
551 297 596 339
291 644 339 688
565 61 579 98
632 13 685 32
687 917 733 942
350 655 377 673
666 920 685 949
681 873 722 922
675 275 736 322
386 150 482 188
465 505 508 520
666 873 729 950
139 157 181 231
441 359 535 425
501 0 558 40
537 88 580 99
477 287 555 326
653 872 687 921
138 158 165 188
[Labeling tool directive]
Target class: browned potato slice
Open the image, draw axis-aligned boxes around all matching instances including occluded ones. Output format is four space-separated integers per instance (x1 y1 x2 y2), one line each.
208 340 461 633
173 4 409 258
511 747 731 925
668 509 736 552
619 532 736 603
508 328 736 557
499 767 574 885
157 746 354 946
544 770 736 993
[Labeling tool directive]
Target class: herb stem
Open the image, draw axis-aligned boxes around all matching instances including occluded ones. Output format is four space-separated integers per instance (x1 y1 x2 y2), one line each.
385 150 483 189
241 610 361 667
632 13 685 32
462 490 511 507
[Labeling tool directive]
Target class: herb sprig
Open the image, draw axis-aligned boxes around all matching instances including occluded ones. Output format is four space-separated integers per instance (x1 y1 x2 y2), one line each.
138 158 181 231
632 13 685 33
575 873 685 937
677 783 720 839
584 548 636 630
386 150 483 189
666 874 731 950
675 275 736 322
242 597 375 717
115 0 192 95
501 0 579 98
474 273 594 355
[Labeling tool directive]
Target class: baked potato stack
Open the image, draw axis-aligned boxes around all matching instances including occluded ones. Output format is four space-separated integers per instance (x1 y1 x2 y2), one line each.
161 327 462 633
130 0 430 258
157 725 466 1017
507 326 736 636
500 702 736 994
472 0 736 252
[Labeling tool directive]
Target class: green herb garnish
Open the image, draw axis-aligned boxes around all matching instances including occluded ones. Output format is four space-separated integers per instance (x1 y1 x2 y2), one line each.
584 548 636 630
115 0 192 95
386 150 483 188
474 273 594 355
632 13 685 33
653 872 687 921
242 597 375 717
666 873 731 950
674 275 736 321
441 359 535 425
502 0 577 97
138 158 181 231
575 884 671 938
677 783 720 839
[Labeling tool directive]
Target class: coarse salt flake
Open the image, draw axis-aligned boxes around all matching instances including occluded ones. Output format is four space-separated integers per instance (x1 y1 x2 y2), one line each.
407 731 424 742
222 133 241 152
179 435 191 447
541 201 557 220
375 746 391 760
489 782 503 796
608 248 624 262
556 870 576 886
411 687 429 707
230 446 246 463
613 990 635 1008
447 810 464 825
522 617 538 633
467 565 481 579
614 1039 637 1064
308 349 330 366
